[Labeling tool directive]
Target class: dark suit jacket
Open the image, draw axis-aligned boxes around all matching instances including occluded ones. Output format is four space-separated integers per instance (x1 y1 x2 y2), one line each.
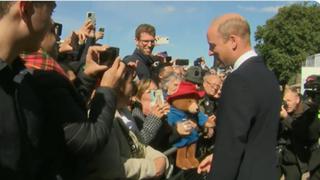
209 56 281 180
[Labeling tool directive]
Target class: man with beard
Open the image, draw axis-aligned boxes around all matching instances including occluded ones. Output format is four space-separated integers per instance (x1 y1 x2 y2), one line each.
125 24 157 80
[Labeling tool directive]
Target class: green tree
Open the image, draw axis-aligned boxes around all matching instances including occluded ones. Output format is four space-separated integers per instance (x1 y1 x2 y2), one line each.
255 2 320 86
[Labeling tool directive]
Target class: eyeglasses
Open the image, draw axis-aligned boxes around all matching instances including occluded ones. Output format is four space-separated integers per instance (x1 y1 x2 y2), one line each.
205 81 221 89
139 39 156 45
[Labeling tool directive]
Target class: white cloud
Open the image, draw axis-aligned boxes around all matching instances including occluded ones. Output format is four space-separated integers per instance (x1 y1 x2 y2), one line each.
237 5 284 14
159 6 199 14
261 5 283 13
237 6 258 12
162 6 176 13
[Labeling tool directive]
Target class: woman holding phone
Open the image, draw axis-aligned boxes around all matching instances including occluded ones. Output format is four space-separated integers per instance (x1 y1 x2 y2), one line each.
132 79 196 152
131 79 172 151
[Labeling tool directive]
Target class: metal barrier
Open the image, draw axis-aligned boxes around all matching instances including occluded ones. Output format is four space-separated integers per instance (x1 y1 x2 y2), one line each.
161 132 214 180
163 146 178 156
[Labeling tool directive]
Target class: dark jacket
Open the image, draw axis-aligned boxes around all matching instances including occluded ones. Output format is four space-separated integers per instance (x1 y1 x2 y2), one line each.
209 56 281 180
279 101 320 172
124 48 154 80
73 70 97 104
0 58 117 180
33 70 117 180
0 59 64 180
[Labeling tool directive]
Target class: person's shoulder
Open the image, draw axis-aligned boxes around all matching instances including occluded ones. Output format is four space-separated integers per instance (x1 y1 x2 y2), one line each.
238 56 263 70
224 72 247 89
235 56 270 78
32 70 71 87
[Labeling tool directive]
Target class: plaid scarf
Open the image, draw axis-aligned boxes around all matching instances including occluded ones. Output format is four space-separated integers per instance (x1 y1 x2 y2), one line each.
20 49 68 78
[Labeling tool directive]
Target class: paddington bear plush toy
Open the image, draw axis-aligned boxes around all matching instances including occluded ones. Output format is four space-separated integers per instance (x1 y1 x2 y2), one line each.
167 81 210 170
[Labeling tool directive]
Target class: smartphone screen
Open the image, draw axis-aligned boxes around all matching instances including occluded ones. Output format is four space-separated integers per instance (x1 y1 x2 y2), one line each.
54 23 62 36
86 12 96 26
150 89 164 106
98 27 105 32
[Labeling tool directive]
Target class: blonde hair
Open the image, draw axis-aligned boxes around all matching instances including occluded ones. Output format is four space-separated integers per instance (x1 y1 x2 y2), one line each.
135 79 153 100
283 86 300 97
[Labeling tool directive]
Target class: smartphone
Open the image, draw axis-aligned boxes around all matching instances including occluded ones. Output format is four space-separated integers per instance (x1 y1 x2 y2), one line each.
98 27 105 32
99 47 120 67
165 56 172 62
70 31 79 50
86 12 96 26
155 90 165 105
282 100 288 110
155 36 169 45
54 22 62 36
175 59 189 66
150 89 164 106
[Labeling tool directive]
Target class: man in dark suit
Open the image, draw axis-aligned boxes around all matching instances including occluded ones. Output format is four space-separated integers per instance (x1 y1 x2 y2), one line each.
197 13 281 180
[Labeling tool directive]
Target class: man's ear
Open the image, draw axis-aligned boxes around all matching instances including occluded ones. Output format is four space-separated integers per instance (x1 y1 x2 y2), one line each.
19 1 33 21
135 38 139 47
296 96 301 105
229 35 238 51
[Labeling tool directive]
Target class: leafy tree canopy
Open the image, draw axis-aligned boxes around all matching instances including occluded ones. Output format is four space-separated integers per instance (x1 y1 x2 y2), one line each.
255 2 320 85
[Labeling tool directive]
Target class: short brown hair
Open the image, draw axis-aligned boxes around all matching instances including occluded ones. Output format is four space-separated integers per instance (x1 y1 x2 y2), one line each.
135 24 156 40
0 2 56 19
218 17 250 43
0 1 14 19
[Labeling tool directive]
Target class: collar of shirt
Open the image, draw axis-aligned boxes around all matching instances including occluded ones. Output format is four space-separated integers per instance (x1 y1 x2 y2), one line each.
232 50 257 72
118 108 140 133
133 48 154 66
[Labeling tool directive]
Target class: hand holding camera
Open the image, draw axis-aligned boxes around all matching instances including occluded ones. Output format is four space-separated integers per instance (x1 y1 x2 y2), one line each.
86 12 96 26
99 47 120 67
95 27 105 40
150 89 168 119
58 37 73 53
100 57 126 88
151 102 170 119
84 45 109 77
280 101 289 119
77 20 94 41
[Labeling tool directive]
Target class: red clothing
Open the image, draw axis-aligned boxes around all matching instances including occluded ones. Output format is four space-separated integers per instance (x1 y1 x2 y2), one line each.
20 50 68 78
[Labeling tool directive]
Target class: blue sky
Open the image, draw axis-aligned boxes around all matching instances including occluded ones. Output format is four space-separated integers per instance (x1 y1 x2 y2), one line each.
53 1 305 67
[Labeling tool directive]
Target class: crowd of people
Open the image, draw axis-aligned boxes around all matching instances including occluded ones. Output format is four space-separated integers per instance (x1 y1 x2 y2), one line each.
0 2 319 180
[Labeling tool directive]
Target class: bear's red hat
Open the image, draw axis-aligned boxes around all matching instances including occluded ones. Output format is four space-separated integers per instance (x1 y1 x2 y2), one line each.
167 81 205 103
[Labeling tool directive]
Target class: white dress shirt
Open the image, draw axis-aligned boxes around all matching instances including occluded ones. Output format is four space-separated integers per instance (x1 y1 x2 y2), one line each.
232 50 257 72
